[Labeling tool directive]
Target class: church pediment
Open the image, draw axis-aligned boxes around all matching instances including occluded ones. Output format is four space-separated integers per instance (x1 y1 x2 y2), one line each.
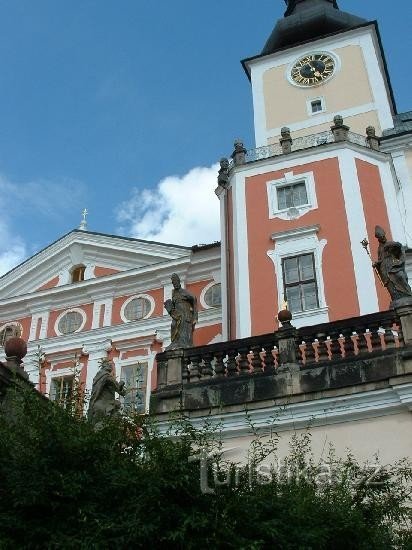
0 230 190 299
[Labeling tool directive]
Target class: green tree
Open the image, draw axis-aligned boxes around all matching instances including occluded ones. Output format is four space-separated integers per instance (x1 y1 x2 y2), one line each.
0 386 411 549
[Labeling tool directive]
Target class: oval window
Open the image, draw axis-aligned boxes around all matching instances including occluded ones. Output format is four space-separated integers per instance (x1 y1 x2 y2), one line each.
204 284 222 308
123 297 152 321
58 311 84 335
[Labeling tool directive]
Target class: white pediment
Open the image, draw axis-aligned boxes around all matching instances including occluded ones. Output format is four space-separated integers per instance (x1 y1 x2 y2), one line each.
0 230 191 299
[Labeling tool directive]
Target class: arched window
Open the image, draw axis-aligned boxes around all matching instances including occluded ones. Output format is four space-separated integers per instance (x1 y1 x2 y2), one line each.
71 265 86 283
0 323 22 346
204 284 222 308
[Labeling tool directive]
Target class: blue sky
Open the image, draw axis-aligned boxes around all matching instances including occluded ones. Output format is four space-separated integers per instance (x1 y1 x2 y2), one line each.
0 1 410 274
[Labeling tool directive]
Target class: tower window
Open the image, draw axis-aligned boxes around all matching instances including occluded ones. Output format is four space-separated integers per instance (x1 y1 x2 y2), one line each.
282 254 319 313
277 181 308 210
308 97 326 115
71 265 85 283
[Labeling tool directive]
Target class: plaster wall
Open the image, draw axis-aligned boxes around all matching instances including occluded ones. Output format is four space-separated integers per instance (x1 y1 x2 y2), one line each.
263 45 374 134
227 411 412 465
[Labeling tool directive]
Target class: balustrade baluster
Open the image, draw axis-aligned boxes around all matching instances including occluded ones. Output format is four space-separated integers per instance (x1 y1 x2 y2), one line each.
238 347 251 374
384 325 396 348
263 344 276 373
338 334 346 359
182 356 190 384
202 352 213 378
316 337 328 362
190 354 201 381
298 341 307 365
214 350 226 377
226 349 238 376
250 345 264 373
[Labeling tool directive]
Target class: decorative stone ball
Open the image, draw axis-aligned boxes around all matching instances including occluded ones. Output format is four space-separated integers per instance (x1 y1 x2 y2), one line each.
278 309 292 324
4 337 28 360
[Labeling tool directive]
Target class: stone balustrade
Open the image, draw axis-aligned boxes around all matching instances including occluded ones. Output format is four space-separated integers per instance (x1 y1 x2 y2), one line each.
155 310 407 392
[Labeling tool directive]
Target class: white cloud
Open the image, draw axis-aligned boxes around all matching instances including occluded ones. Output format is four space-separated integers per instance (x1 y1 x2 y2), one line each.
116 164 221 246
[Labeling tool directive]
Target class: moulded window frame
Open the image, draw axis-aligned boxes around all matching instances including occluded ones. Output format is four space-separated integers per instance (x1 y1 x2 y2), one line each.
267 171 318 221
0 321 23 347
200 281 222 310
120 294 155 324
307 96 327 116
281 253 320 314
54 308 87 337
267 225 329 324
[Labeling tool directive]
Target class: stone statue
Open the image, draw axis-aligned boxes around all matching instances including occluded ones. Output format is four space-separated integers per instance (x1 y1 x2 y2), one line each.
373 226 412 302
87 358 126 424
164 273 198 350
218 158 230 188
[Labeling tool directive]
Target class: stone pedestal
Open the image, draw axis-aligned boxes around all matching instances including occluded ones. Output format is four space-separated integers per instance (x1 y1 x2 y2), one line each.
394 298 412 346
277 324 299 373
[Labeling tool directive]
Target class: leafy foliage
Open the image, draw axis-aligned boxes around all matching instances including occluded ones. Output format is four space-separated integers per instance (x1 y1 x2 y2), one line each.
0 387 411 549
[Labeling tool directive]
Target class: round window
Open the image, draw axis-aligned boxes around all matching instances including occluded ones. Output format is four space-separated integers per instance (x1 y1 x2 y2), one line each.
204 284 222 308
123 297 151 321
58 311 84 335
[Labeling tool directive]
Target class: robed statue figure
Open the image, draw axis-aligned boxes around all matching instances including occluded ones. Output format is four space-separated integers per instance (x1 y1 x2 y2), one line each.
87 359 126 424
164 273 198 350
373 225 412 302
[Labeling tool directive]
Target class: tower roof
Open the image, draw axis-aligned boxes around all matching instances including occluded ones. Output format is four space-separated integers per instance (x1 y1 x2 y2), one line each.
262 0 367 55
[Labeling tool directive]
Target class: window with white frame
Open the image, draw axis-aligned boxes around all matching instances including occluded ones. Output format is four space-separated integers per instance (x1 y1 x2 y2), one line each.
267 225 329 326
0 322 22 346
49 375 74 407
120 294 155 323
204 283 222 308
282 254 319 313
267 171 317 220
307 96 326 116
57 311 84 335
120 362 147 414
277 181 308 210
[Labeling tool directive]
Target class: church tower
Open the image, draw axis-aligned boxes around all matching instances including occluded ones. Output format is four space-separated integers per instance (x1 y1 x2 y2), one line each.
217 0 412 340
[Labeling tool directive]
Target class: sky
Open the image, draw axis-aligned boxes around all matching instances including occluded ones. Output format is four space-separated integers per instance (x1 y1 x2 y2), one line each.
0 0 410 275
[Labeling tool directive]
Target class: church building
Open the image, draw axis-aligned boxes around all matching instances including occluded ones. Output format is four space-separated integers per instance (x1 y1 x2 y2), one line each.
0 0 411 422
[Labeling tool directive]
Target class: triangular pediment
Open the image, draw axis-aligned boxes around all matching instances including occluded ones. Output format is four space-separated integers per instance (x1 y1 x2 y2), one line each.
0 230 191 299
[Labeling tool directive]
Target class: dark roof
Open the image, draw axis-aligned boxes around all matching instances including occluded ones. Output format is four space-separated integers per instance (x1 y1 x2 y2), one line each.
191 242 221 252
262 0 366 55
382 112 412 138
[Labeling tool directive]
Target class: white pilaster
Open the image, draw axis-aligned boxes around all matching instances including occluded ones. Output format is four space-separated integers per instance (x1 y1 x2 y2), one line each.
338 150 379 314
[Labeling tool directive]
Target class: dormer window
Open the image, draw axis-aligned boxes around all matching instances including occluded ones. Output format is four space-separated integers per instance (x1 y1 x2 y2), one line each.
71 265 85 283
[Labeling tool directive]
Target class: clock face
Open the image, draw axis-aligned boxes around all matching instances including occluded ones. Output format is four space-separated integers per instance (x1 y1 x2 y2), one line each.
290 53 335 87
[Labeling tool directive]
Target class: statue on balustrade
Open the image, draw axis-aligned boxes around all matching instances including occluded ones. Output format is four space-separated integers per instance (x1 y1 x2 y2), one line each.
164 273 198 350
87 358 126 425
373 226 412 302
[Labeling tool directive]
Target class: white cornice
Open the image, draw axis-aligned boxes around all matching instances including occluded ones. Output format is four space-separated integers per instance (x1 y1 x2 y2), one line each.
23 307 222 359
0 231 192 298
159 383 412 439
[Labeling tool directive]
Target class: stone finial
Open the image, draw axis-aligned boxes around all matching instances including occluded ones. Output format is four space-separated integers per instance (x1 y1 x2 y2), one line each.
280 127 293 154
365 126 380 151
331 115 349 142
231 139 247 166
4 337 29 379
79 208 88 231
217 157 230 188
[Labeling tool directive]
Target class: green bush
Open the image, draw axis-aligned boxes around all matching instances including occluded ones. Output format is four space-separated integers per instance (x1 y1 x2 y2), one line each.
0 387 411 549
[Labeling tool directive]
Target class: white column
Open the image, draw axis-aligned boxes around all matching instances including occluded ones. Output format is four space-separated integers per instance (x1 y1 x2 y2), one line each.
390 152 412 248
